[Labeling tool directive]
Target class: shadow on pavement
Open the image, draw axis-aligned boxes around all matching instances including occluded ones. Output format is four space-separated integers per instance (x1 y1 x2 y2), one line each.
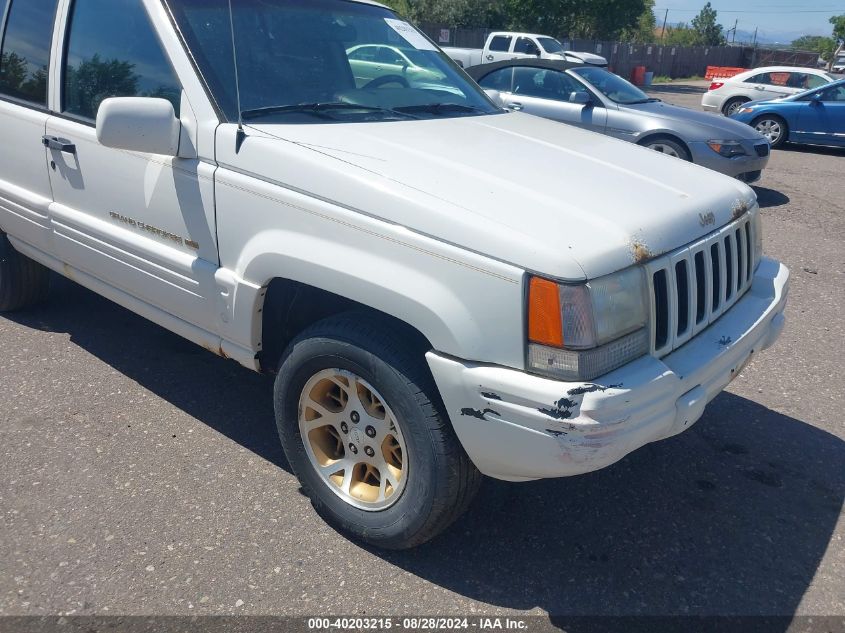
753 186 790 209
781 144 845 158
7 277 844 625
8 276 289 474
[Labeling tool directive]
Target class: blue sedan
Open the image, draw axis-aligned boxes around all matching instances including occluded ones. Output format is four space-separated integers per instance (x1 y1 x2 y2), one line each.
730 78 845 148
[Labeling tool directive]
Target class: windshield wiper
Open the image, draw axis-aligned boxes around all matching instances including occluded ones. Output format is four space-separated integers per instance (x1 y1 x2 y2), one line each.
394 103 486 116
627 97 661 104
241 102 418 121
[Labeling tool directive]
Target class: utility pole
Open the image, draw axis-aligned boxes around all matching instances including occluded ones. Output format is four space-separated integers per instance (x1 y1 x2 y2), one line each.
661 9 668 41
752 26 758 47
731 19 738 44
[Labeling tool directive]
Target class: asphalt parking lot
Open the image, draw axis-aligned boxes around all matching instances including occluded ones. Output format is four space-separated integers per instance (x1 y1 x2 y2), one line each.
1 81 843 626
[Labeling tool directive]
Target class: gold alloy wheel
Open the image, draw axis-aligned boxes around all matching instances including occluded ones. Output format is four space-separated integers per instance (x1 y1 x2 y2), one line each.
298 369 408 511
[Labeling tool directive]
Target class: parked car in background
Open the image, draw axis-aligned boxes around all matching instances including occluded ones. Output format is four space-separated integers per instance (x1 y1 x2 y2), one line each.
444 32 607 69
469 60 771 182
730 78 845 148
702 66 836 116
347 44 446 89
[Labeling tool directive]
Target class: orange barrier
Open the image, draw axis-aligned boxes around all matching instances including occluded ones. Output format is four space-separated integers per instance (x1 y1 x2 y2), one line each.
705 66 747 80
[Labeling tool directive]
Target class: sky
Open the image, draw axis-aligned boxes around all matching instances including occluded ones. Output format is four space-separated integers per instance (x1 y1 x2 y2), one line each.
652 1 843 44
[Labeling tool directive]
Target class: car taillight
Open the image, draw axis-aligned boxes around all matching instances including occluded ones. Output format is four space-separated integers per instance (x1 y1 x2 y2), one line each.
709 81 724 91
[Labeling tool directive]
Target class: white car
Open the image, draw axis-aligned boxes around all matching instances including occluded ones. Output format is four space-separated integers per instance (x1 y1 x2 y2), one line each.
444 31 607 69
0 0 788 549
702 66 836 116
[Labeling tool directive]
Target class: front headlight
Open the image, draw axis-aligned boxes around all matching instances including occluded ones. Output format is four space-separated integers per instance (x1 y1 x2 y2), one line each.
752 211 763 270
707 140 747 158
737 107 755 114
527 268 650 381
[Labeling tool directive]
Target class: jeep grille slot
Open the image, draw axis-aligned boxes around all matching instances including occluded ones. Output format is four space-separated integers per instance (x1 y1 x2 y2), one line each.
647 214 755 358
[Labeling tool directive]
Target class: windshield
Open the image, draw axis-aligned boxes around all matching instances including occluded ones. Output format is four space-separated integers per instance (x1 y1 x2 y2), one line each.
165 0 498 123
571 66 651 104
537 37 564 54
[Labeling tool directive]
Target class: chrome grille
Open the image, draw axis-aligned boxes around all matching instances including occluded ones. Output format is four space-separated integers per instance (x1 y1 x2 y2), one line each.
647 215 756 357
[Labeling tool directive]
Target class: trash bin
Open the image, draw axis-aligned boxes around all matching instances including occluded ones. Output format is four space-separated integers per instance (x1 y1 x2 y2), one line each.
630 66 646 86
644 71 654 86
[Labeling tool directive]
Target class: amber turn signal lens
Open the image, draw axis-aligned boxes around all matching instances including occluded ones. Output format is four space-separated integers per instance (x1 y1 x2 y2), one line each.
528 277 563 348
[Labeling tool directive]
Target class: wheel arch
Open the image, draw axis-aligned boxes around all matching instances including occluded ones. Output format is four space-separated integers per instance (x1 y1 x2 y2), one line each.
256 277 437 373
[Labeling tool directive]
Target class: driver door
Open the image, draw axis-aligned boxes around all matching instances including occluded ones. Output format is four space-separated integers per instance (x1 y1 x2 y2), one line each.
45 0 219 331
501 67 607 132
795 84 845 146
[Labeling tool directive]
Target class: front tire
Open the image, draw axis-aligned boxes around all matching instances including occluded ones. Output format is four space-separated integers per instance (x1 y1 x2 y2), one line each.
0 232 50 312
753 115 788 148
642 137 691 162
273 313 481 549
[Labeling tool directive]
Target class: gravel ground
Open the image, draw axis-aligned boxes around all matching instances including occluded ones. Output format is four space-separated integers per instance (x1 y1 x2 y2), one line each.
1 82 843 626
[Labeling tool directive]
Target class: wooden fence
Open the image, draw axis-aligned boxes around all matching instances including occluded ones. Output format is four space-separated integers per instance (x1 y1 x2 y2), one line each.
419 24 820 80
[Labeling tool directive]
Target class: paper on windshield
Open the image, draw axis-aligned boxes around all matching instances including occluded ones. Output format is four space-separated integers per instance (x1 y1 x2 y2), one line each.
384 18 437 51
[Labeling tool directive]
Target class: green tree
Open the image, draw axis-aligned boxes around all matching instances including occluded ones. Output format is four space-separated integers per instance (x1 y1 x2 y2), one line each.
663 23 698 47
829 14 845 70
504 0 647 39
0 52 29 94
65 54 139 119
621 0 657 43
791 35 836 62
690 2 726 46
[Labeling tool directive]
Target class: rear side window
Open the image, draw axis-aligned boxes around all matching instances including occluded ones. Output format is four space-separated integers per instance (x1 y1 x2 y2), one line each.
63 0 181 120
0 0 61 106
488 36 512 52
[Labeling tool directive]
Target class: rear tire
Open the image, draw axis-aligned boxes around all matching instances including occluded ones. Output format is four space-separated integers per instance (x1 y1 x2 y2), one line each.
0 232 50 312
753 115 788 148
722 97 749 116
273 312 481 549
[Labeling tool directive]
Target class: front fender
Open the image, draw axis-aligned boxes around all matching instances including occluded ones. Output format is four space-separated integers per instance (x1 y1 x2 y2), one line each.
214 167 527 369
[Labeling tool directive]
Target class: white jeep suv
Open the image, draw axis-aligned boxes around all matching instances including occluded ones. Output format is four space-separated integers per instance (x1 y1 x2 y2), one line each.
0 0 789 549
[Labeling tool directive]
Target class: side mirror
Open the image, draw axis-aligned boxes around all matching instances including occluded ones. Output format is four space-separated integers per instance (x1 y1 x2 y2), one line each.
96 97 181 156
484 89 504 107
810 93 824 105
569 91 591 105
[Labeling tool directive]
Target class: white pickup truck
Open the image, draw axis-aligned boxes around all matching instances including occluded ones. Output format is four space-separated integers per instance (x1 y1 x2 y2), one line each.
0 0 788 549
444 31 608 68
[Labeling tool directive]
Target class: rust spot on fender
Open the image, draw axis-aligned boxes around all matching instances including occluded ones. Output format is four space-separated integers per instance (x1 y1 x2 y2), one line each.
480 391 502 401
732 199 751 221
632 241 653 264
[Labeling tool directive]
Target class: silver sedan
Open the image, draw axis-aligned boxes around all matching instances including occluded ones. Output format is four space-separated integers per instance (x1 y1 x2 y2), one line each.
467 59 771 182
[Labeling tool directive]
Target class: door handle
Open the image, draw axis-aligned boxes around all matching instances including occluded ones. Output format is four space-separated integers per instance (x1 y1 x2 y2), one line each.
42 136 76 155
509 102 524 111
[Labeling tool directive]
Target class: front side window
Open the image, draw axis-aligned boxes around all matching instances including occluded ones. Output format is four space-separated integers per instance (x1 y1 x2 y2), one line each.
488 35 512 52
820 84 845 102
165 0 498 123
572 66 649 104
514 37 538 55
537 37 564 54
512 67 587 102
0 0 61 105
63 0 181 120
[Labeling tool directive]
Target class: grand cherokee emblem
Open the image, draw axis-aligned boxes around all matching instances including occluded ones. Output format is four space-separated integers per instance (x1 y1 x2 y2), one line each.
699 212 716 227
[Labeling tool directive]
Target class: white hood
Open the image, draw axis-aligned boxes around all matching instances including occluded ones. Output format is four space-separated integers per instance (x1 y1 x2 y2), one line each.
232 112 756 280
